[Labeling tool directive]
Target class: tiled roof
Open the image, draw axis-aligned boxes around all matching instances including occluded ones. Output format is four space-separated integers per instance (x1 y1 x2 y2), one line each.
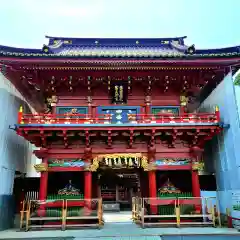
56 46 185 57
0 36 240 59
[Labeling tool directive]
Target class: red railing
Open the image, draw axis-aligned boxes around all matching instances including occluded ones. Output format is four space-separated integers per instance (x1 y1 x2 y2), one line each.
20 113 112 124
18 112 220 125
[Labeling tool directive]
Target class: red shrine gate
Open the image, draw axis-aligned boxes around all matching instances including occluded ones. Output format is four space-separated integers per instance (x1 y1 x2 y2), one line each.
1 35 239 229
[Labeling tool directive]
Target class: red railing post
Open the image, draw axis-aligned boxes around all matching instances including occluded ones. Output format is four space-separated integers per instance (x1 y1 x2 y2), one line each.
215 105 220 122
18 106 24 124
226 208 233 228
20 111 219 125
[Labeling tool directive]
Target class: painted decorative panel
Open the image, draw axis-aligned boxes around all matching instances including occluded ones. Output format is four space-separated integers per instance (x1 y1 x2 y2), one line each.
56 107 88 116
155 158 190 166
48 159 85 167
98 106 140 123
151 106 179 115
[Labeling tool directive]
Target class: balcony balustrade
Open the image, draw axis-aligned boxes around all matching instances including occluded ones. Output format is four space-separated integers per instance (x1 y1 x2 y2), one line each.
18 112 220 125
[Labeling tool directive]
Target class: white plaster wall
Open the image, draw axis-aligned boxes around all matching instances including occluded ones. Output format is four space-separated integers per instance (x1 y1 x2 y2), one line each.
0 73 39 196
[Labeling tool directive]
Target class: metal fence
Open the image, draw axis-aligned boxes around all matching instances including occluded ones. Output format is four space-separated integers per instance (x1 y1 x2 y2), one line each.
176 197 220 227
20 198 103 231
132 196 220 228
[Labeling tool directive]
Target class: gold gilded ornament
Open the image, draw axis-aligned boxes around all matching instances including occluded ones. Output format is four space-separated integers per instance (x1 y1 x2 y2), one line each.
129 158 133 166
88 153 150 171
118 157 121 165
119 85 123 101
115 86 119 101
34 163 48 172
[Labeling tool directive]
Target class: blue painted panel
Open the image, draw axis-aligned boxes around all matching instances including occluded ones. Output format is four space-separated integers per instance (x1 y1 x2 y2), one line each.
151 106 180 115
97 106 140 123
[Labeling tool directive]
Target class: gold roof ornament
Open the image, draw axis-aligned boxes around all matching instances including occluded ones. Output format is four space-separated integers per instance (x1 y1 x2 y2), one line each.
180 95 188 106
19 106 23 113
192 161 204 172
34 163 48 172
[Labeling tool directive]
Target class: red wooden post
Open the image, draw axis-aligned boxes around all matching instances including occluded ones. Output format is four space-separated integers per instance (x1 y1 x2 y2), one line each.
215 105 220 122
39 158 48 200
191 170 201 212
140 105 145 122
84 171 92 215
88 104 92 119
92 105 96 119
84 171 92 199
148 171 157 214
191 170 201 197
227 216 233 228
38 158 48 217
18 106 23 124
180 106 185 115
226 208 233 228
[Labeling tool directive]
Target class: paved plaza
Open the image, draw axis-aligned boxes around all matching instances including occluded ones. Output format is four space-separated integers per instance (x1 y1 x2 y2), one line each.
0 212 240 239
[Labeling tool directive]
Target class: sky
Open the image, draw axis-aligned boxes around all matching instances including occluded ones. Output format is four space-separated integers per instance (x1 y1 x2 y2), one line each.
0 0 239 49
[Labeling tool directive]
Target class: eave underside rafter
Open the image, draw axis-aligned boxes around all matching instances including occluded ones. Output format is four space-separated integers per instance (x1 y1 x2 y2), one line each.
16 125 221 150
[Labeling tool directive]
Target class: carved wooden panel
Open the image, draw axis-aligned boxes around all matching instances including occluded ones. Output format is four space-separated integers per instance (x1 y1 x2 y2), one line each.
151 106 179 115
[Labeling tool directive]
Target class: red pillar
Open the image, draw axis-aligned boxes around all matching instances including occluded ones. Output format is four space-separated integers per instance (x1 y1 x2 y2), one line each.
92 105 96 118
84 171 92 199
191 170 201 197
88 104 92 119
84 171 92 215
148 171 157 214
38 158 48 217
191 170 201 213
39 158 48 201
180 106 185 115
145 104 151 115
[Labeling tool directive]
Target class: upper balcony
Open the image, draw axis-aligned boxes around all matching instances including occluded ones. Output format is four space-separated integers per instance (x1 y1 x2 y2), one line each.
14 107 222 149
17 109 221 130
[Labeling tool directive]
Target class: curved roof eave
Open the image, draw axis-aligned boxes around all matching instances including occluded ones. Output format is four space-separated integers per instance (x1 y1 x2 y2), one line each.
0 41 240 62
1 56 240 67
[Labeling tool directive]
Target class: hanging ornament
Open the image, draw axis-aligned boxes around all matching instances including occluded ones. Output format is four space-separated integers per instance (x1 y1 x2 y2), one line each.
129 158 133 166
115 86 119 101
118 157 121 166
113 158 117 166
119 85 123 101
108 76 111 91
